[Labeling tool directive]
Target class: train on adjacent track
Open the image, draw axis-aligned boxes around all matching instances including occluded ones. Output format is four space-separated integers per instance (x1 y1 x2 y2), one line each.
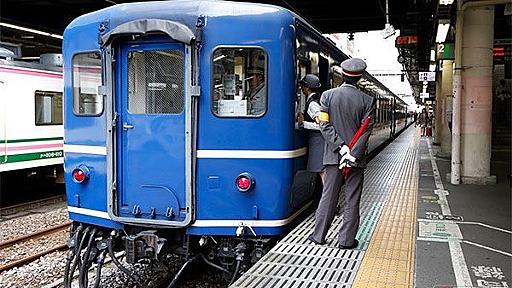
0 51 64 200
62 0 411 286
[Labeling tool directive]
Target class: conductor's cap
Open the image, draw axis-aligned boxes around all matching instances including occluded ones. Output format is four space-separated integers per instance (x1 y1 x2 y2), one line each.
341 58 367 77
299 74 321 89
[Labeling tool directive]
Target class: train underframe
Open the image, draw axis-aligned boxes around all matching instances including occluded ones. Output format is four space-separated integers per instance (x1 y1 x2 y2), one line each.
64 222 275 288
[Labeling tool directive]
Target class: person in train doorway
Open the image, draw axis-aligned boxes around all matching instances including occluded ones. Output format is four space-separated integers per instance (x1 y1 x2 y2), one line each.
297 74 326 201
245 66 265 116
308 58 375 249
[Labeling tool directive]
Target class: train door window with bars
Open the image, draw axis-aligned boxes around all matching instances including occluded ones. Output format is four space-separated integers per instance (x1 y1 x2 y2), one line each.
128 50 184 114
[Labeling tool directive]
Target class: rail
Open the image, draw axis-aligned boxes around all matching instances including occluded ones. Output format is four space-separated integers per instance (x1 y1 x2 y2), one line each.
0 221 71 272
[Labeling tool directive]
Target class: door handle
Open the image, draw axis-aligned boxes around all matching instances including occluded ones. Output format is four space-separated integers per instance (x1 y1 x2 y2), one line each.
123 122 134 131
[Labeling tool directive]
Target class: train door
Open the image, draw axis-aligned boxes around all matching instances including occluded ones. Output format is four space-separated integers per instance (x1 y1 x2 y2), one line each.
318 55 329 92
0 79 5 164
116 41 190 224
391 97 396 136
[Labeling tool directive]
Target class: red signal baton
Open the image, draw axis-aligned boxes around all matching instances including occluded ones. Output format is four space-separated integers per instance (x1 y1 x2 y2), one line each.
341 116 371 178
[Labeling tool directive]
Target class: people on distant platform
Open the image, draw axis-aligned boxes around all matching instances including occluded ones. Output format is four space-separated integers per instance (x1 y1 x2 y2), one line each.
416 109 430 137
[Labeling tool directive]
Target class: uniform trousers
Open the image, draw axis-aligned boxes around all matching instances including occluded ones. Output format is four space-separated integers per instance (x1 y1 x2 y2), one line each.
311 165 364 246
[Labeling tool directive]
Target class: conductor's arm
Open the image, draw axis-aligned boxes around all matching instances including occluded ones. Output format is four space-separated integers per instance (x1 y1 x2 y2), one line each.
319 92 345 151
350 98 375 159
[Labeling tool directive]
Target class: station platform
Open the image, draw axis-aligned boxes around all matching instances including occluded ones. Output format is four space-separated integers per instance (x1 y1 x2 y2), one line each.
230 125 511 288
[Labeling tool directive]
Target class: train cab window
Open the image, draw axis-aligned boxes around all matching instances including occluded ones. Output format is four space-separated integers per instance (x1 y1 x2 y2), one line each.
127 50 184 114
35 91 62 125
211 48 266 117
72 52 103 115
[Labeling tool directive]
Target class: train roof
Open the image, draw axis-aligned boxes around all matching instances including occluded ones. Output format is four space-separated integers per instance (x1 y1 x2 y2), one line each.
65 0 292 36
64 0 406 106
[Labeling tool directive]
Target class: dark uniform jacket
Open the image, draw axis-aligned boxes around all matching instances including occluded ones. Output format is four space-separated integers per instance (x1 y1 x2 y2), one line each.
319 83 375 167
304 93 325 173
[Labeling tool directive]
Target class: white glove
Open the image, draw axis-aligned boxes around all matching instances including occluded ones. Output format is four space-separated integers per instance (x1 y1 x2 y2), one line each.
339 160 351 170
338 145 357 169
339 145 350 157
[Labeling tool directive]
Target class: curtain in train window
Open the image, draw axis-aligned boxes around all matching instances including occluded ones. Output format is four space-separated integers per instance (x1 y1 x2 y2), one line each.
128 50 184 114
211 48 266 117
35 91 63 125
72 52 103 115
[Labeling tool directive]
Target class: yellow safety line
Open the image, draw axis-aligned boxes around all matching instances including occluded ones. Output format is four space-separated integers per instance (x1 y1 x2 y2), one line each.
353 133 419 288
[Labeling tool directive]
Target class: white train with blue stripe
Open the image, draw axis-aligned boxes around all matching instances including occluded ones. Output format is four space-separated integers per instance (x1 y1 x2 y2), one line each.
62 1 410 286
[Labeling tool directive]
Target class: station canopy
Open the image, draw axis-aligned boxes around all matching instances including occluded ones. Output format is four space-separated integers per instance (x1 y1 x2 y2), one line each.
1 0 509 100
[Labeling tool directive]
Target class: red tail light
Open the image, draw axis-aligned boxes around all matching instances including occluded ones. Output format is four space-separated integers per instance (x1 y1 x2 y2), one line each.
235 172 255 192
72 166 90 183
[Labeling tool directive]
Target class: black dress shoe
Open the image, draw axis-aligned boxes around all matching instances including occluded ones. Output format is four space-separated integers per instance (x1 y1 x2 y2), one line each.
307 234 325 245
339 239 359 249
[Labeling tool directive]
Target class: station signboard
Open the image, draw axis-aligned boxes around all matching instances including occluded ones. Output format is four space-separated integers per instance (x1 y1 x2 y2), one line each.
436 43 454 60
419 72 436 82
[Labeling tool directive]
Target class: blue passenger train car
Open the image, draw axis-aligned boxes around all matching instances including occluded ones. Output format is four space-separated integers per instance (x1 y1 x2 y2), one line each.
62 0 409 285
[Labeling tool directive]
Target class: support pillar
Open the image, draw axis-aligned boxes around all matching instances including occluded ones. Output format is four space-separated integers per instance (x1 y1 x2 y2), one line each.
434 73 443 144
459 5 496 184
440 60 453 156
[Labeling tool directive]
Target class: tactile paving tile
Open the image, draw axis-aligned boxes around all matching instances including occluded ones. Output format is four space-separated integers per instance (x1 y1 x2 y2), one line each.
230 128 418 288
353 130 420 288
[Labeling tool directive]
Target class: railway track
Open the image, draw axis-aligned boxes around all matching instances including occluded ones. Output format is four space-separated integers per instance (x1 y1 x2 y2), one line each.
0 195 66 218
0 221 71 272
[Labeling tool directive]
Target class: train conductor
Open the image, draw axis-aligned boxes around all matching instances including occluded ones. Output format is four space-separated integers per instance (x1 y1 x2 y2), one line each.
308 58 375 249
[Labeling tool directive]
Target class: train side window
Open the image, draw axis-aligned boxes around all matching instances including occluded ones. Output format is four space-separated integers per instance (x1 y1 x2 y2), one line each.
211 48 267 117
35 91 63 125
72 52 103 116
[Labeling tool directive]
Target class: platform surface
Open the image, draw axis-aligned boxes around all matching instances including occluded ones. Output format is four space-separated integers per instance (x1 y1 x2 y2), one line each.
230 125 512 288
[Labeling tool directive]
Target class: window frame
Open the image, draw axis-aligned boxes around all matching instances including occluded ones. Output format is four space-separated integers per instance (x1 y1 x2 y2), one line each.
210 45 268 118
71 51 104 117
34 90 63 126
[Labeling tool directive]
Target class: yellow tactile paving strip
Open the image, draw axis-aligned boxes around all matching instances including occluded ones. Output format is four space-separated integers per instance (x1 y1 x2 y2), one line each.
353 133 419 288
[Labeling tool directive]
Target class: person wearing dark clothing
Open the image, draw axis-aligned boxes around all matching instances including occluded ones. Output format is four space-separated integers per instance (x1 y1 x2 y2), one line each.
308 58 374 249
416 109 430 136
298 74 325 183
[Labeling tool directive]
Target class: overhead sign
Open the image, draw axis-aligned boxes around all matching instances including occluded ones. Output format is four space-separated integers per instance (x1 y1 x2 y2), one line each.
395 35 418 46
420 92 430 99
493 46 511 64
437 43 454 60
419 71 436 82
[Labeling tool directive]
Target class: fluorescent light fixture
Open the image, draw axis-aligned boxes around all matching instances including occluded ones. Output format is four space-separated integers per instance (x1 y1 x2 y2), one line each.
381 23 396 40
436 20 450 43
439 0 454 5
213 54 226 62
430 49 436 61
0 22 63 40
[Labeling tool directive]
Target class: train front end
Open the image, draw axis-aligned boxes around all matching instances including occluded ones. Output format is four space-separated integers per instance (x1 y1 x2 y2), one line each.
62 1 307 284
63 10 201 271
